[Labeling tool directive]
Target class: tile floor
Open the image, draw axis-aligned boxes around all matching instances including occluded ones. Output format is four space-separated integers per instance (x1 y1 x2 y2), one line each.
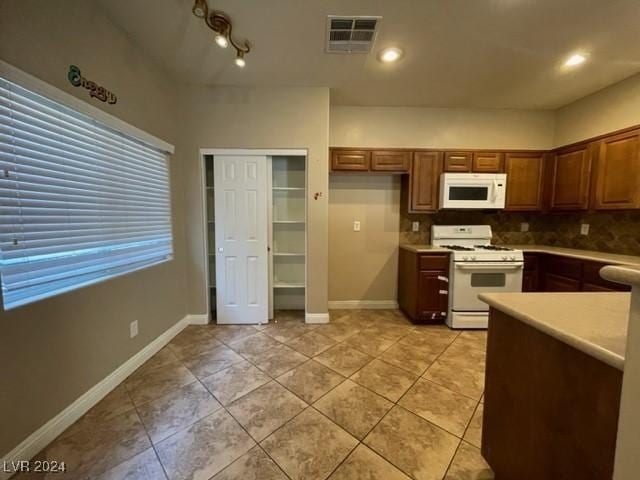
18 310 493 480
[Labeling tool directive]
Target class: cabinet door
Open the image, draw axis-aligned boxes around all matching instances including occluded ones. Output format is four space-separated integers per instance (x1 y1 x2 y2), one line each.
444 152 472 172
331 149 370 171
593 130 640 210
371 150 410 172
473 152 504 173
417 270 448 322
522 271 537 292
504 153 545 211
550 145 592 210
543 272 581 292
410 151 442 212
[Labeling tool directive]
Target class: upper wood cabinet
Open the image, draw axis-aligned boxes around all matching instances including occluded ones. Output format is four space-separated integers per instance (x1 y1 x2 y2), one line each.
549 145 592 210
473 152 504 173
331 149 370 171
409 151 442 213
504 153 545 211
593 130 640 210
443 152 472 172
371 150 410 172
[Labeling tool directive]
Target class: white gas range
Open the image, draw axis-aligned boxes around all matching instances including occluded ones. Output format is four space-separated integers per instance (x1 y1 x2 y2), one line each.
432 225 524 329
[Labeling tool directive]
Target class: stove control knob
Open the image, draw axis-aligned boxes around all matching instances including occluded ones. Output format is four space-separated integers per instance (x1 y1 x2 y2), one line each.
463 256 469 261
471 255 476 261
509 255 516 261
501 255 507 260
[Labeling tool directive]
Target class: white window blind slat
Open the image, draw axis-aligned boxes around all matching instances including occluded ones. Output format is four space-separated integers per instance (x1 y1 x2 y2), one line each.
0 85 167 164
0 76 174 310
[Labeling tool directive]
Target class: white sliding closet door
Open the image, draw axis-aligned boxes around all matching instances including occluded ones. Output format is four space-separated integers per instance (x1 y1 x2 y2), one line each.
214 155 268 324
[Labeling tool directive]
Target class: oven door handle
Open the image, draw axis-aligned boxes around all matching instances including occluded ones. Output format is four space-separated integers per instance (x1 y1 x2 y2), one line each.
455 262 523 270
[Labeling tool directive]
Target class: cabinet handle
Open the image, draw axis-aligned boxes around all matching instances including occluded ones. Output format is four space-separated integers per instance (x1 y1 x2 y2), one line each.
437 275 449 282
438 289 448 295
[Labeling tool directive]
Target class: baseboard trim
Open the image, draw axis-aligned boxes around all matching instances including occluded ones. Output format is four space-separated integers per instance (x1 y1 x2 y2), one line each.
0 315 190 479
328 300 399 310
186 313 210 325
305 313 330 324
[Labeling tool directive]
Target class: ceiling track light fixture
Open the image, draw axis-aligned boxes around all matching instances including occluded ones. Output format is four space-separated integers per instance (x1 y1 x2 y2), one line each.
192 0 251 67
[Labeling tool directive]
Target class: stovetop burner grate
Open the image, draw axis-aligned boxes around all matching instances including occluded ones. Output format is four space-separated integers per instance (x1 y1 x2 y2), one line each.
474 245 513 251
440 245 475 251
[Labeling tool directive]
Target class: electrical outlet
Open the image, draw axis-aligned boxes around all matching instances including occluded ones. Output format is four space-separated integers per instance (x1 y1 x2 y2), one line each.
580 223 590 236
353 220 361 232
520 222 529 232
130 320 138 338
412 221 420 232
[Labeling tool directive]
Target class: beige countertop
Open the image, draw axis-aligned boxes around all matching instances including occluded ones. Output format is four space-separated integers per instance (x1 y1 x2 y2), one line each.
601 264 640 287
400 244 450 253
401 243 640 265
479 292 630 371
502 244 640 266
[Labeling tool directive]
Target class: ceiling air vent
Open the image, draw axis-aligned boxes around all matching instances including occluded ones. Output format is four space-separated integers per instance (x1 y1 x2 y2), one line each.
326 16 381 53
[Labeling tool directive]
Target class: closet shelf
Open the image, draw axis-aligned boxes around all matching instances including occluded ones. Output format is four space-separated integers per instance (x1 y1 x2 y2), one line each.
272 187 305 191
273 252 305 257
273 220 305 224
274 282 306 289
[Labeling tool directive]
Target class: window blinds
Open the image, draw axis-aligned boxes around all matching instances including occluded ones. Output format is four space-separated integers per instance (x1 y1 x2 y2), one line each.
0 76 173 310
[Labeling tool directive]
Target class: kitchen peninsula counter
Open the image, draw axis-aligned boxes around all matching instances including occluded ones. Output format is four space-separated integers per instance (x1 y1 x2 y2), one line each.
479 291 629 370
479 291 628 479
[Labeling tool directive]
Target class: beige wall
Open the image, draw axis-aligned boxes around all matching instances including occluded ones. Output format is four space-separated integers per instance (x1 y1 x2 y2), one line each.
0 0 187 456
555 72 640 147
178 86 330 315
330 106 556 150
329 175 400 303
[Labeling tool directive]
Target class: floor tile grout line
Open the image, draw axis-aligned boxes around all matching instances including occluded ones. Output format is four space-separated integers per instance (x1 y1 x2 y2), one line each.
128 390 173 480
216 395 298 480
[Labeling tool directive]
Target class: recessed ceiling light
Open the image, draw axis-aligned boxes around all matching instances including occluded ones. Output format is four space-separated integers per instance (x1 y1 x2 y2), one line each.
564 53 587 67
378 47 404 63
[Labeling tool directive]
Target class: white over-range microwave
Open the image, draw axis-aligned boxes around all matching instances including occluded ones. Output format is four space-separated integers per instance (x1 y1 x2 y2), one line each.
439 173 507 209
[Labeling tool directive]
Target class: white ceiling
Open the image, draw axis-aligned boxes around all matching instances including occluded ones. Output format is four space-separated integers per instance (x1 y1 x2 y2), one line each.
98 0 640 109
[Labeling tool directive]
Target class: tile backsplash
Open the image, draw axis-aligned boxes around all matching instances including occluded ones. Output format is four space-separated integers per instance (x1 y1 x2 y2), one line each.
400 210 640 256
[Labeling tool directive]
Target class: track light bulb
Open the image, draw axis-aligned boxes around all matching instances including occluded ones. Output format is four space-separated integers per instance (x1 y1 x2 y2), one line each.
192 0 207 18
235 51 246 68
215 33 229 48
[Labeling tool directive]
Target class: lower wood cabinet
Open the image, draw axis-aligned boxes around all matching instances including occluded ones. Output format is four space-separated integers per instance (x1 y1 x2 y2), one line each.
543 272 581 292
522 252 630 293
398 249 449 323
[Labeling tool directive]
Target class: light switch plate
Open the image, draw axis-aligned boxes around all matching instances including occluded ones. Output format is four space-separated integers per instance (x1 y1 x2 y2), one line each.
412 221 420 232
520 222 529 232
580 223 590 236
353 221 361 232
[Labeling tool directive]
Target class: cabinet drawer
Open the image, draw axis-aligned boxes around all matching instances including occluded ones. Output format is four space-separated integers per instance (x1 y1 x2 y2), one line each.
371 150 410 172
544 256 582 280
331 150 370 171
444 152 472 172
473 152 504 173
419 254 449 271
